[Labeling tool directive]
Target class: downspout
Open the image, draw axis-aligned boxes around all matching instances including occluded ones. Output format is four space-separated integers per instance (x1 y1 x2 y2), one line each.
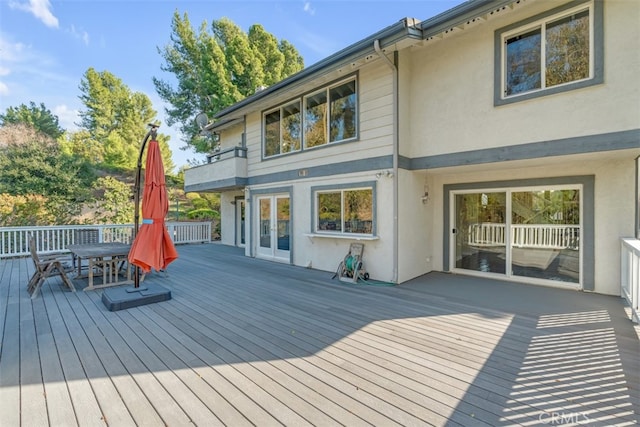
374 39 399 284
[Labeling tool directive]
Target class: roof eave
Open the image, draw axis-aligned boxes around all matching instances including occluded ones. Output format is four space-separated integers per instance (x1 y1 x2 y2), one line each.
213 18 419 120
419 0 518 38
212 0 519 121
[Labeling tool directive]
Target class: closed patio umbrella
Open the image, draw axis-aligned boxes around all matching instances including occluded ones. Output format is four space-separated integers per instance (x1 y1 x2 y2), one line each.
128 137 178 281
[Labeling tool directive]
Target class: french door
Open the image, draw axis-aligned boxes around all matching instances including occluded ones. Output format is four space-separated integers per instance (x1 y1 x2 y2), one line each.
256 195 290 262
452 186 581 286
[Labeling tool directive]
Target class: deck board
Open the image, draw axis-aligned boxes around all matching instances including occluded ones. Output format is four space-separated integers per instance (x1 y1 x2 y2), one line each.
1 243 639 426
173 273 482 426
39 277 107 427
49 279 137 426
32 291 77 426
1 256 23 427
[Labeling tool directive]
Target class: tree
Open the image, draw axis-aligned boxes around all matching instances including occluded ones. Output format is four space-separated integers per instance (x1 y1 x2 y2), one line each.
0 194 56 226
76 68 175 172
154 12 304 153
0 123 92 225
0 123 93 200
90 176 134 224
0 102 64 139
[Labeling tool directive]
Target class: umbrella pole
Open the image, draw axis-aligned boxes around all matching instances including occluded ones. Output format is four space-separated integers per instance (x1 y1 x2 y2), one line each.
132 123 159 288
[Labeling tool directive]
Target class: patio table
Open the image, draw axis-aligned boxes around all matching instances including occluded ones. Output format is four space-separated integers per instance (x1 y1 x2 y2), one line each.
67 243 132 291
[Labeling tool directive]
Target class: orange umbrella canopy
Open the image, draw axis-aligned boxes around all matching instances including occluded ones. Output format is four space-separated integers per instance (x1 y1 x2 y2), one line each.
128 140 178 273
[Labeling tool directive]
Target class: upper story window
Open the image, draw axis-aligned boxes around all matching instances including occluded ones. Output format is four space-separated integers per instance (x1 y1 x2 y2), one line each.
496 0 602 105
305 79 357 149
264 101 301 157
263 76 358 158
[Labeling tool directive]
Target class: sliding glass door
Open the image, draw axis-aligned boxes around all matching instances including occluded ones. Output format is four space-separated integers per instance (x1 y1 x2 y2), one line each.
510 189 580 282
453 186 581 285
454 192 507 274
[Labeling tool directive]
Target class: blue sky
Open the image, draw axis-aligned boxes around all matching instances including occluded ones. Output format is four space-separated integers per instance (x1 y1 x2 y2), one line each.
0 0 464 170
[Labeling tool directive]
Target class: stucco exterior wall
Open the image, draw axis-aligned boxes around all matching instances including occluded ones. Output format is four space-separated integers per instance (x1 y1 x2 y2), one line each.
219 191 244 246
247 169 395 282
423 152 637 295
197 0 638 296
405 0 640 159
397 169 434 283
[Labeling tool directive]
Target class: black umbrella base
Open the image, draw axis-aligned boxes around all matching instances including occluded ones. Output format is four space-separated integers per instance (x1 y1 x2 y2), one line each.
102 283 171 311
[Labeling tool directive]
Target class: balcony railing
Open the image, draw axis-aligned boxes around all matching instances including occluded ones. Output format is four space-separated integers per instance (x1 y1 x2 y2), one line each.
184 146 248 192
467 223 580 250
621 238 640 323
0 222 212 258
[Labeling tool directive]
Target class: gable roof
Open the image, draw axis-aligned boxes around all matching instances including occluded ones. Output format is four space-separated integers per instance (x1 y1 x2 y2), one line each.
210 0 518 125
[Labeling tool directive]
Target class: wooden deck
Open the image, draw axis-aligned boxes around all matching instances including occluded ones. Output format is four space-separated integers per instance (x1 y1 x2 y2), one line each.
1 243 638 426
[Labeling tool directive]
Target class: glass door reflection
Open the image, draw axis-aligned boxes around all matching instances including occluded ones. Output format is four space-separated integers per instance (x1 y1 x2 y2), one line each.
455 192 507 274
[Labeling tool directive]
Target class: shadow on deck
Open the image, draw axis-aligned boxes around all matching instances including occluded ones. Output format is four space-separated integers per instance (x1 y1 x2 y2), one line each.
1 243 638 426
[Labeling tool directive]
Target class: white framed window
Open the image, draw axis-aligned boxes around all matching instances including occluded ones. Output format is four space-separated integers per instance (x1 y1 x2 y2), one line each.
315 187 373 235
263 101 301 158
496 0 602 105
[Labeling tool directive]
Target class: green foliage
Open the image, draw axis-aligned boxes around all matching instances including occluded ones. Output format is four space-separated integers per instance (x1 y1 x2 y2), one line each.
0 102 64 139
0 123 95 201
0 48 233 226
76 68 175 172
0 194 55 226
199 192 220 212
154 13 304 153
166 170 184 188
185 192 220 212
59 129 104 163
91 176 134 224
186 208 219 220
190 197 209 210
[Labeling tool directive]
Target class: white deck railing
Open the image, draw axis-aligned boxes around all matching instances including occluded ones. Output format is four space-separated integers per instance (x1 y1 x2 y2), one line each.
468 223 580 250
0 222 212 258
621 238 640 323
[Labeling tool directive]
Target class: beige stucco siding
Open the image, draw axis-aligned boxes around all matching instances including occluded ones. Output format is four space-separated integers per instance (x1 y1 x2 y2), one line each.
405 0 640 159
397 169 433 282
415 151 638 295
219 191 244 246
247 169 395 282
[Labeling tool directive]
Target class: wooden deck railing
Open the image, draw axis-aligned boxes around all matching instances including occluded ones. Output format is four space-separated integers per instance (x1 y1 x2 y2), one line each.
0 222 212 258
621 238 640 323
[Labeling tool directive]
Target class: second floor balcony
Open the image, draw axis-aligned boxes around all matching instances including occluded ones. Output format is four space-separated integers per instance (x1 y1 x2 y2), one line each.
184 146 248 192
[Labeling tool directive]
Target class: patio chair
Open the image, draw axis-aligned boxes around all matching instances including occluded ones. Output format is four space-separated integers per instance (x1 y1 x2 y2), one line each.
27 235 76 299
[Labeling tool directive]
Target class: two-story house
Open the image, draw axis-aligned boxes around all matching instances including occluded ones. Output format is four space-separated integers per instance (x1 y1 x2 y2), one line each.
184 0 640 295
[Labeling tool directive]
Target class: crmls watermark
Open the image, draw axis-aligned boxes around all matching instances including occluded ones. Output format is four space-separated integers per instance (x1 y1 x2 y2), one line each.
539 411 590 425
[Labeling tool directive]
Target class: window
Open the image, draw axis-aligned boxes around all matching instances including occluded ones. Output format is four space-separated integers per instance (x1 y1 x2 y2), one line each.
305 79 357 148
496 1 601 104
316 187 372 235
304 91 327 148
264 101 301 157
263 76 357 158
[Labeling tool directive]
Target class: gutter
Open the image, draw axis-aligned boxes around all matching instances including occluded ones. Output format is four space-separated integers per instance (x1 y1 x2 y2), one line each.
212 1 519 122
213 18 421 120
374 39 399 284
